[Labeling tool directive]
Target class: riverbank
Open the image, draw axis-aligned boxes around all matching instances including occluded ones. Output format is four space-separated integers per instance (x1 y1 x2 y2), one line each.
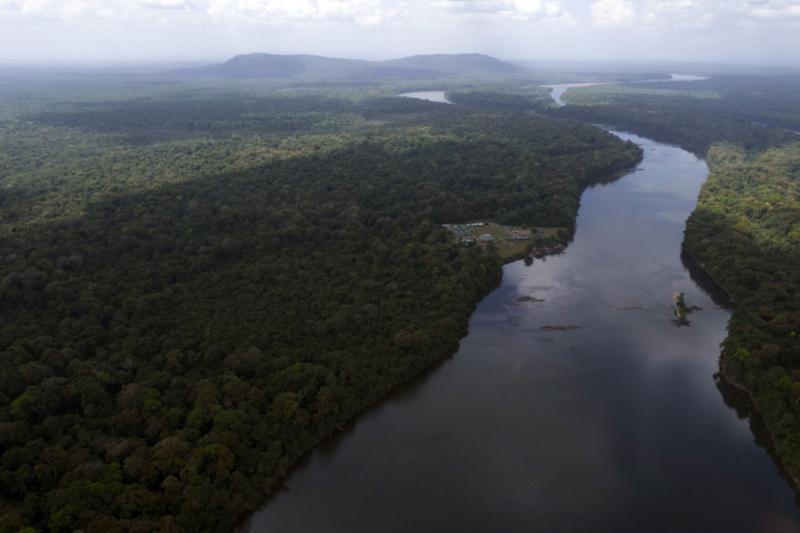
0 84 649 533
245 128 800 533
677 147 800 501
680 249 736 305
237 159 626 529
550 81 800 505
230 93 644 532
682 141 800 494
717 371 800 492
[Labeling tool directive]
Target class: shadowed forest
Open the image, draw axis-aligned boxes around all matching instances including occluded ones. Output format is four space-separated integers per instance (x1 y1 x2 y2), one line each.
0 75 641 532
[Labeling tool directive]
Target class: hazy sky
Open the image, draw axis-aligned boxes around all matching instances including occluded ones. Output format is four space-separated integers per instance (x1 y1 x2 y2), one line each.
1 0 798 65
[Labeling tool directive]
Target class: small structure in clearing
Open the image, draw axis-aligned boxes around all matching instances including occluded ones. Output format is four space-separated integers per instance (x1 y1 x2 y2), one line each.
441 221 567 261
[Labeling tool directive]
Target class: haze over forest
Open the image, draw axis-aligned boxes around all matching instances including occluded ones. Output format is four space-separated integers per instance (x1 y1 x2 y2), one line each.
1 0 799 66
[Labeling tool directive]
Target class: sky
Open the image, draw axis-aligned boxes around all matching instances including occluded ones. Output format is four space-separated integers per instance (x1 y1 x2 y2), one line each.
0 0 798 65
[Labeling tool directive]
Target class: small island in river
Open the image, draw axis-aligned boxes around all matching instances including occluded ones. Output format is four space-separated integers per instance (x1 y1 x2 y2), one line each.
673 291 702 326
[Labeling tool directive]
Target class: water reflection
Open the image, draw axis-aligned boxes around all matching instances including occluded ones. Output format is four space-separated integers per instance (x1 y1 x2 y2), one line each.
244 132 800 533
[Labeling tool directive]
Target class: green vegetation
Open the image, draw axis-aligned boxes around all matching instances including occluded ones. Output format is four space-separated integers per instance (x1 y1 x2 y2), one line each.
480 227 531 261
561 83 721 105
627 74 800 133
446 88 553 112
0 77 641 532
684 143 800 479
552 89 796 156
458 223 564 261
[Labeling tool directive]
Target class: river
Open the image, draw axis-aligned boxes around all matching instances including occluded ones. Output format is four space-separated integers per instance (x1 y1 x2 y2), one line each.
398 90 453 104
244 93 800 532
544 73 709 107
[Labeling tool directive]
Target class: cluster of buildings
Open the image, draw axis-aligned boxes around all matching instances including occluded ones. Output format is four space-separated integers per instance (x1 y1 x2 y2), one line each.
442 222 536 246
442 223 484 245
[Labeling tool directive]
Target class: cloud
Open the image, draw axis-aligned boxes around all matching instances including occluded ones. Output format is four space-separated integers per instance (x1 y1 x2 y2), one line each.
746 0 800 18
0 0 576 29
587 0 800 33
3 0 799 29
590 0 636 28
138 0 196 10
0 0 798 63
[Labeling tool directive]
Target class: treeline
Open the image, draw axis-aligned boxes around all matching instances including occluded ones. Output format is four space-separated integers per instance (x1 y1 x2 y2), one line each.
550 94 796 156
446 90 551 112
627 74 800 133
436 81 795 156
26 94 448 144
0 87 641 532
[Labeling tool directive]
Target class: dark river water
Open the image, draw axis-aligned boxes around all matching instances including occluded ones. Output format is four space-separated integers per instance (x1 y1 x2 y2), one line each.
244 122 800 531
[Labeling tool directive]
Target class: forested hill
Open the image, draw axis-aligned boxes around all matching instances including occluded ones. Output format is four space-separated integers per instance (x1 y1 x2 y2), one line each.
380 53 524 77
184 54 371 79
0 85 640 532
180 53 526 80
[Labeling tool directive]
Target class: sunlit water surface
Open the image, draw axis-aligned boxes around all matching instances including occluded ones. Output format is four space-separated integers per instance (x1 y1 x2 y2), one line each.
398 91 453 104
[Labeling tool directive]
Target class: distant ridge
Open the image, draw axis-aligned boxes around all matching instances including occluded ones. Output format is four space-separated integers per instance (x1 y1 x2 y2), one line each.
178 53 526 80
381 53 523 76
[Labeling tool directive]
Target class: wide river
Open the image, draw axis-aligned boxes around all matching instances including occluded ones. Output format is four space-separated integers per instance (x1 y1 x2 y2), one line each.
245 93 800 532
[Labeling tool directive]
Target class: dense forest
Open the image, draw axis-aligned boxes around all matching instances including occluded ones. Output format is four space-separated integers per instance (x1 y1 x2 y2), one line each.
684 143 800 482
552 76 800 490
0 81 641 532
551 90 797 156
446 89 552 112
626 74 800 133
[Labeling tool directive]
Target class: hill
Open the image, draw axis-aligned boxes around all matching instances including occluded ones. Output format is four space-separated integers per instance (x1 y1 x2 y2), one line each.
179 53 525 80
184 54 368 79
380 53 524 77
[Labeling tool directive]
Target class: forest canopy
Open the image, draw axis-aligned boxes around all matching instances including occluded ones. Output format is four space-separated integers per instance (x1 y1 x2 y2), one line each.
0 80 641 532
